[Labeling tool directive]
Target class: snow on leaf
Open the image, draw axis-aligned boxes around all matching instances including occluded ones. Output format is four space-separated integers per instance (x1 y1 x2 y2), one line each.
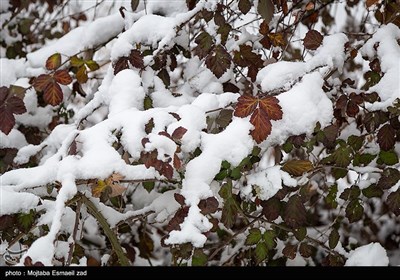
303 30 323 50
234 95 258 118
250 108 272 144
45 53 61 70
0 86 27 135
377 124 396 151
282 160 313 176
259 96 283 120
53 70 72 85
43 82 63 106
205 45 231 78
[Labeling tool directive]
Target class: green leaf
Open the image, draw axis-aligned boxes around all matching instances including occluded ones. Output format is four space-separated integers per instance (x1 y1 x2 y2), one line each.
339 186 360 201
85 60 100 71
362 184 383 198
70 56 84 67
325 184 338 208
257 0 274 23
378 150 398 165
345 199 363 223
353 153 376 166
329 229 340 249
332 146 352 168
17 210 35 232
221 197 237 228
230 167 241 180
283 195 307 229
386 189 400 216
205 45 231 79
282 141 293 153
347 135 364 151
245 228 262 245
143 181 154 193
255 242 268 263
293 227 307 241
332 167 347 179
192 249 207 266
263 230 277 250
143 96 153 110
221 160 231 170
214 169 228 181
219 181 232 199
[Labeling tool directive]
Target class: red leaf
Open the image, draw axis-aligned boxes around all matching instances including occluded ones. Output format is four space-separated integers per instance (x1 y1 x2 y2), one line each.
7 95 27 114
174 193 185 206
250 108 272 144
114 57 129 75
377 124 396 151
259 96 283 120
45 53 61 70
171 126 187 140
160 163 173 180
0 108 15 135
234 95 258 117
54 70 72 85
33 74 53 91
43 82 63 106
198 197 219 215
303 30 323 50
173 153 182 170
0 87 26 135
129 50 144 69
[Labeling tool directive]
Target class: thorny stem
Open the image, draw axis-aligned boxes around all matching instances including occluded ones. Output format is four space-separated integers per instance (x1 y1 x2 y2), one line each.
66 199 82 266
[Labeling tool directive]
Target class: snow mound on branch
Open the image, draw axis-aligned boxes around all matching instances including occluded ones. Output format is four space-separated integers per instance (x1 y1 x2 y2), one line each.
345 243 389 266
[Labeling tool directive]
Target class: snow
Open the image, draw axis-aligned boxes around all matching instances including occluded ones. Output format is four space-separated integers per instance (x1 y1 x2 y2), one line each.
0 188 39 215
0 58 26 87
0 129 28 149
345 243 389 266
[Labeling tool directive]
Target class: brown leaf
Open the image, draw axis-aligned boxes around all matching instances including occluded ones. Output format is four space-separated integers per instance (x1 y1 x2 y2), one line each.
43 82 63 106
114 57 129 75
45 53 61 70
282 160 313 176
259 96 283 120
198 197 219 215
33 74 53 91
303 30 323 50
234 95 258 118
238 0 251 14
283 195 307 228
54 70 72 85
173 153 182 170
76 66 88 84
282 244 298 260
194 31 214 59
259 20 269 35
129 50 144 69
205 45 231 78
366 0 379 8
174 193 185 206
377 124 396 151
250 108 272 144
386 189 400 216
171 126 187 140
257 0 274 23
261 197 281 221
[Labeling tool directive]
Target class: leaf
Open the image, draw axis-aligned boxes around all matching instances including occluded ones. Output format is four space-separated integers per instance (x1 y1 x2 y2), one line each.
250 108 272 144
131 0 139 11
366 0 379 8
129 50 144 69
205 45 231 78
43 82 63 106
173 153 182 170
238 0 251 14
257 0 274 23
144 96 153 110
234 95 258 117
303 30 323 50
339 186 360 201
261 197 281 221
362 184 383 198
114 57 130 75
386 189 400 216
46 53 61 70
216 109 233 128
245 228 262 245
157 69 170 87
293 227 307 241
174 193 185 206
219 181 232 199
194 32 214 59
259 96 283 121
143 181 155 193
33 74 53 91
76 66 88 84
192 249 207 266
221 198 237 228
377 168 400 189
255 242 268 263
85 60 100 71
347 135 364 152
91 180 109 198
282 160 313 176
332 146 352 168
282 244 297 260
329 229 340 249
171 126 187 140
378 150 398 165
283 195 307 228
54 70 72 85
263 230 277 250
17 210 35 232
299 242 314 258
198 197 219 215
345 199 363 223
0 86 27 132
377 124 396 151
234 45 263 68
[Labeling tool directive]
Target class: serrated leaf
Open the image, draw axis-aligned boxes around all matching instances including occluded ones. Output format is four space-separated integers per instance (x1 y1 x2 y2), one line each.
378 150 398 165
303 30 323 50
386 189 400 216
377 168 400 189
283 195 307 228
205 45 231 78
345 199 363 223
245 228 262 245
332 146 352 168
377 124 396 151
255 242 268 263
129 50 144 69
293 227 307 241
46 53 61 70
192 249 207 266
362 184 383 198
299 242 314 258
33 74 53 91
234 95 258 117
157 69 170 87
353 153 376 166
347 135 364 151
261 197 281 221
0 87 27 135
250 108 272 144
239 0 251 14
194 32 214 59
257 0 274 23
263 230 277 250
282 160 313 176
282 244 297 260
171 126 187 140
221 198 238 228
259 96 283 121
114 57 130 75
329 229 339 249
54 70 72 85
43 82 63 106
